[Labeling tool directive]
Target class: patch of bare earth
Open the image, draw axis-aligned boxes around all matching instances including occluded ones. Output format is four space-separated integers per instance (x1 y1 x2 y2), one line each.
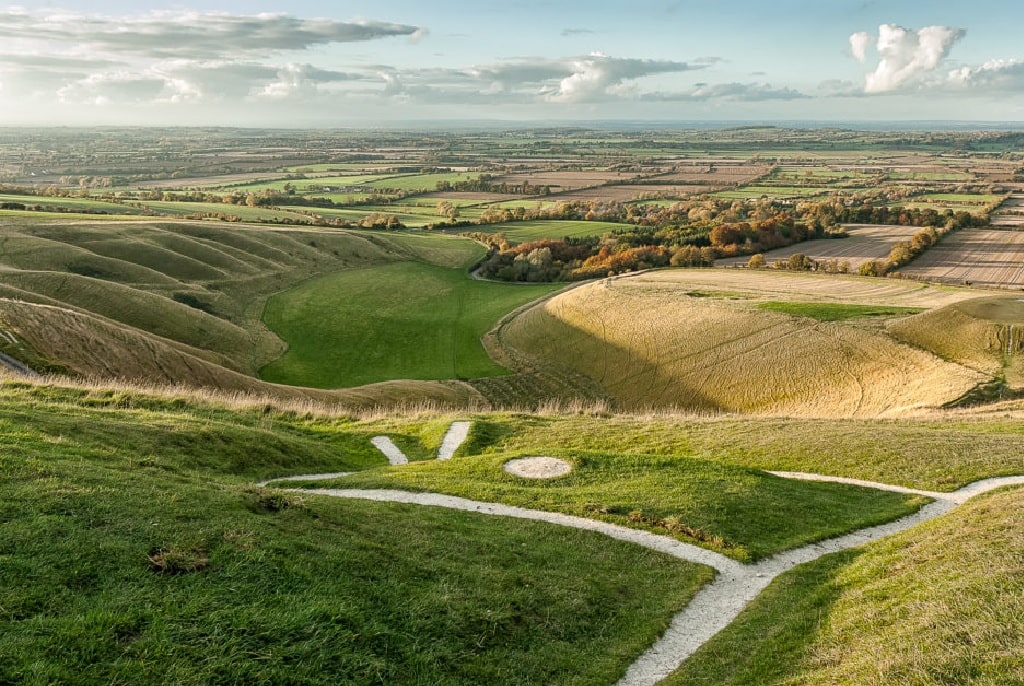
503 456 572 479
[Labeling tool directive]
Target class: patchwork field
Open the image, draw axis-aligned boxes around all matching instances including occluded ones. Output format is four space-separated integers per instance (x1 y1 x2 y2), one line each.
469 220 631 243
717 224 924 269
898 228 1024 287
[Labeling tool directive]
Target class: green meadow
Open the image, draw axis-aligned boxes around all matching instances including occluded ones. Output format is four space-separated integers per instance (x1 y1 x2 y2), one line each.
260 260 559 387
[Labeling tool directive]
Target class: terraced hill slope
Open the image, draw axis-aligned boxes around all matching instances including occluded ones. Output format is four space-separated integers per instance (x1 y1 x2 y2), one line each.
0 217 496 407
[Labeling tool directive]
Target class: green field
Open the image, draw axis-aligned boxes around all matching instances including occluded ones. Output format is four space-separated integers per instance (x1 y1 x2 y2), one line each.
472 220 631 243
259 260 559 387
757 302 925 321
0 193 142 214
223 174 397 194
714 185 831 199
282 205 439 227
367 172 481 191
135 200 313 222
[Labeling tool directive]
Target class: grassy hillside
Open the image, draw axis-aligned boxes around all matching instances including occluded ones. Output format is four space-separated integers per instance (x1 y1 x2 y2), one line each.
260 262 559 388
326 452 927 562
890 295 1024 392
0 381 705 685
0 218 547 406
498 271 986 416
665 485 1024 686
2 378 1023 683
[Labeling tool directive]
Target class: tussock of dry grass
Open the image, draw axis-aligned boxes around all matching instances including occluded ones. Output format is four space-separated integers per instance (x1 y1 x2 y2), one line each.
0 371 487 420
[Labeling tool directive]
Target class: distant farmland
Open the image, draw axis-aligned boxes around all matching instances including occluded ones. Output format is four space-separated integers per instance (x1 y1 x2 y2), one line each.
898 228 1024 287
716 224 924 270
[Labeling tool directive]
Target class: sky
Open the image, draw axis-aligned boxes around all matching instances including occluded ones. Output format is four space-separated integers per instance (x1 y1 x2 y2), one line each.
1 0 1023 126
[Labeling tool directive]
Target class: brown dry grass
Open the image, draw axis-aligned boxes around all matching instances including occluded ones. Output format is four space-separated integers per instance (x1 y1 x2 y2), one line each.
500 272 985 417
889 295 1024 388
619 269 979 308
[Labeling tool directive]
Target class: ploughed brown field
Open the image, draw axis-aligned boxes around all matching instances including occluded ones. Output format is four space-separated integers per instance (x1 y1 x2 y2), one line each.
898 228 1024 287
991 194 1024 228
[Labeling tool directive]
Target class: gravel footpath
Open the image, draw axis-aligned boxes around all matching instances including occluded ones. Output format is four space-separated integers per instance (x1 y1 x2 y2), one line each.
437 421 471 460
370 436 408 465
263 463 1024 685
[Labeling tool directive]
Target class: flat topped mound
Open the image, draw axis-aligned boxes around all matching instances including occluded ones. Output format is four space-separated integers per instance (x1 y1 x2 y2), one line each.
889 294 1024 390
957 296 1024 324
504 456 573 479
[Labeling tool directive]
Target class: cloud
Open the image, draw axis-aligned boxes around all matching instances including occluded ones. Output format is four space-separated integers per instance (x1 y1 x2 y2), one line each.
643 82 808 102
850 24 965 93
849 31 871 63
257 63 363 100
56 71 167 106
0 9 422 60
561 28 594 37
541 53 701 102
948 59 1024 91
0 54 123 70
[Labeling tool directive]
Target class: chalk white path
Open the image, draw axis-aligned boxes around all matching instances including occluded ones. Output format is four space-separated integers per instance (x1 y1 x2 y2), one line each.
255 472 352 487
370 436 408 465
437 421 472 460
368 421 472 464
260 470 1024 685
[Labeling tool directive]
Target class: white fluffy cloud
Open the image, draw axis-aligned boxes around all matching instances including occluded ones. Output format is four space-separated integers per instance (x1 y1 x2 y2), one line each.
542 53 700 102
850 24 965 93
948 59 1024 91
849 32 871 63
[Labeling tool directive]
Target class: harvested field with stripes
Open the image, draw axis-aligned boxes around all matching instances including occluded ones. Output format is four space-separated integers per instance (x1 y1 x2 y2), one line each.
898 228 1024 287
716 224 927 270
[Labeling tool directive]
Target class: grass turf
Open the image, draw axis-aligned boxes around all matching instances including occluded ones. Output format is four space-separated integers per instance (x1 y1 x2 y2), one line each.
259 261 559 388
663 485 1024 685
757 301 925 321
303 450 928 562
0 382 709 686
448 414 1024 492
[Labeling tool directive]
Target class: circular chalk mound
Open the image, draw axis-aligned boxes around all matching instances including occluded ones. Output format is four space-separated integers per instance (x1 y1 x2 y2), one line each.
503 456 572 479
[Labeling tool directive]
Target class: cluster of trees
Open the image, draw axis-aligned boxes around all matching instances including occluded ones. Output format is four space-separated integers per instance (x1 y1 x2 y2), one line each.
863 226 940 277
434 174 552 195
474 195 970 283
